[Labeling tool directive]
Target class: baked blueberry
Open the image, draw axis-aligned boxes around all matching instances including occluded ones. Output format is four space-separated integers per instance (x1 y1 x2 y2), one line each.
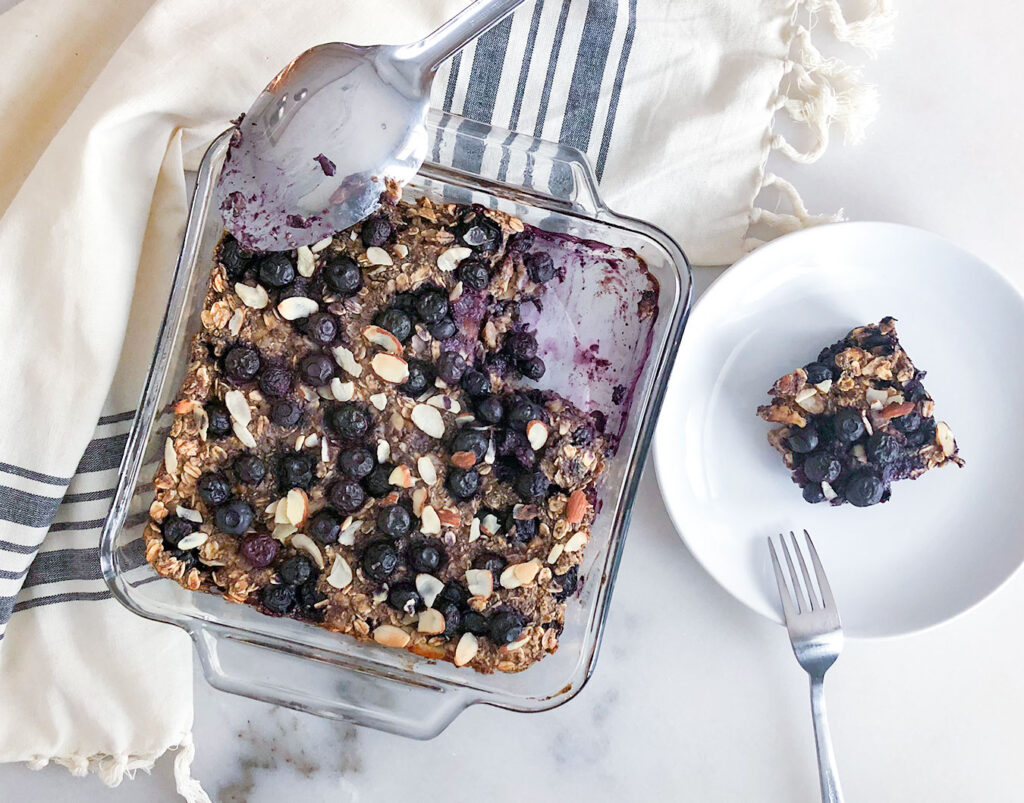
454 214 502 253
298 353 335 386
240 533 279 567
866 431 901 465
519 356 545 380
436 351 467 385
488 610 525 644
377 504 412 538
446 467 480 500
572 423 596 446
461 370 491 398
437 601 462 638
460 610 490 637
217 236 252 279
257 252 296 288
802 483 826 504
206 402 232 437
407 539 446 573
278 555 313 586
360 213 392 247
844 469 885 507
327 403 371 440
297 578 326 620
387 581 421 613
233 454 266 485
258 365 293 397
892 411 921 433
458 258 490 290
451 428 489 461
414 288 449 324
362 463 394 498
338 446 374 479
215 500 254 536
392 291 417 313
472 552 507 575
803 362 833 384
269 398 303 427
161 515 194 547
832 408 865 444
361 539 399 581
276 452 316 490
329 478 366 513
505 332 538 361
509 516 537 542
507 397 543 432
515 470 549 500
475 396 504 424
308 509 343 545
323 254 363 296
261 583 295 614
303 312 338 346
495 428 531 461
197 472 231 506
374 307 413 343
436 581 468 608
786 426 819 455
552 566 579 602
485 351 513 377
802 452 841 484
428 318 458 340
399 359 433 396
525 252 556 283
223 345 261 383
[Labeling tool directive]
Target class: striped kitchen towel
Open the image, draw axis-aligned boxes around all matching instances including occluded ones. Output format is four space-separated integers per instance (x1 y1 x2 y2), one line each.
0 0 889 796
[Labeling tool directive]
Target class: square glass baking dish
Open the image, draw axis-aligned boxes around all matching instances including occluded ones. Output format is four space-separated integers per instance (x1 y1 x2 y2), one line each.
100 110 691 738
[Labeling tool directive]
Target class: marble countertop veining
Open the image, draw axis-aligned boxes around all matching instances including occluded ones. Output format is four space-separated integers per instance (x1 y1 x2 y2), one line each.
3 0 1024 799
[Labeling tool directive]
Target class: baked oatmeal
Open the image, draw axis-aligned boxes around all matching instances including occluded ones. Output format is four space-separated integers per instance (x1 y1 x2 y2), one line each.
758 317 963 507
146 188 657 673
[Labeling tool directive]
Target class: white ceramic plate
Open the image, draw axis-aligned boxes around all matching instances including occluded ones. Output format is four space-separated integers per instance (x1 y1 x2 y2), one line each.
654 222 1024 638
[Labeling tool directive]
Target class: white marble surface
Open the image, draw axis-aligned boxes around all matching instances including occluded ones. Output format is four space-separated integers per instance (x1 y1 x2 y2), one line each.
3 0 1024 799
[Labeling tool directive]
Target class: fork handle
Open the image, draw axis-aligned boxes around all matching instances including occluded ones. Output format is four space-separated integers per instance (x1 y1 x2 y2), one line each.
810 677 845 803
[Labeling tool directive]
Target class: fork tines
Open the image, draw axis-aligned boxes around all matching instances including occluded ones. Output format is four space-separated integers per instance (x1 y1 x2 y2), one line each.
768 530 837 618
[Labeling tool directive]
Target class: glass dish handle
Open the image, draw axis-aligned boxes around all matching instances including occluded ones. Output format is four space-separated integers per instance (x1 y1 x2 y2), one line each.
191 625 471 739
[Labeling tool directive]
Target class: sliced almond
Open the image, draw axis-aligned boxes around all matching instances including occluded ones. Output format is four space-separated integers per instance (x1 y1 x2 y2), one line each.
294 434 306 451
484 437 496 464
936 421 956 456
163 437 178 477
417 608 446 635
365 246 393 266
437 508 461 529
273 499 290 524
296 245 316 277
224 389 251 426
821 481 838 501
451 451 476 469
480 513 501 536
411 403 445 439
394 243 409 258
371 352 409 384
377 439 391 463
526 420 549 450
563 531 588 553
332 345 362 377
547 543 565 564
326 556 353 589
454 632 479 667
176 531 209 550
415 573 444 608
272 522 297 541
227 309 244 337
362 325 402 354
339 518 362 546
795 387 825 414
234 282 269 309
291 533 324 569
232 420 257 448
420 505 441 535
417 456 437 485
814 379 833 394
437 245 472 272
311 236 332 253
465 568 493 598
321 437 331 464
369 393 388 411
389 464 413 488
499 565 523 589
500 633 531 653
304 433 319 448
881 401 916 420
411 487 427 516
427 394 461 414
515 558 542 584
865 387 889 406
566 489 589 525
277 296 319 320
469 517 481 542
175 505 202 524
284 488 309 526
330 377 354 402
852 444 868 463
373 624 411 648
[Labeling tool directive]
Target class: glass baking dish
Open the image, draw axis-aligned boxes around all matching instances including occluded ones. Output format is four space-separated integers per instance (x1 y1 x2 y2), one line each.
100 110 691 738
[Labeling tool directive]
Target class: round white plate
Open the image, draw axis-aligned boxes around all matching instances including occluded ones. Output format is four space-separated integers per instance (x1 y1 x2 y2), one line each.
654 222 1024 638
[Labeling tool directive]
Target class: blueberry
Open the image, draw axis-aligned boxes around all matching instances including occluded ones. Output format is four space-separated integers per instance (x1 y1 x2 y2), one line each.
802 483 826 504
240 533 279 567
903 379 930 403
161 515 194 547
218 236 252 279
206 402 232 437
519 356 545 380
862 332 893 352
485 352 513 377
460 610 490 637
505 332 538 360
215 500 254 535
374 307 413 343
414 289 449 324
223 345 261 383
258 365 293 397
407 539 446 573
437 601 462 638
298 353 335 386
509 516 537 542
399 359 433 396
472 552 507 575
451 428 489 461
377 504 412 538
323 254 363 296
261 583 295 614
525 252 556 283
475 396 504 424
515 470 549 500
786 426 819 455
436 582 468 608
488 610 525 644
387 581 421 614
454 214 502 253
844 469 885 507
276 452 316 490
461 370 491 398
308 509 343 545
257 253 296 287
270 398 303 427
360 213 392 247
803 362 833 384
327 403 371 440
572 424 596 446
362 463 393 498
866 431 901 465
428 318 458 340
832 407 865 444
392 291 417 313
906 417 936 448
197 472 231 506
446 467 480 500
338 446 374 479
297 578 326 620
802 452 841 484
278 555 313 586
361 539 399 581
507 397 542 432
303 312 338 346
551 566 579 602
329 478 366 513
458 258 490 290
495 428 531 461
507 230 534 253
233 454 266 485
892 411 921 433
436 351 467 385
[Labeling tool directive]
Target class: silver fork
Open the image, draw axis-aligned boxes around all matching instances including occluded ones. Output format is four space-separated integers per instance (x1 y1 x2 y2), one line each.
768 530 845 803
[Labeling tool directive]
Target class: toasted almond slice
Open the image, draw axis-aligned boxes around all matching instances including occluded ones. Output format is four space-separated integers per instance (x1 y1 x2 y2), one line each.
480 513 501 536
936 421 956 456
326 556 353 589
437 508 461 529
411 487 428 517
176 532 209 550
321 437 331 463
427 394 461 414
175 505 202 524
394 243 409 258
794 387 818 403
469 517 481 542
389 464 413 488
563 531 588 553
865 387 889 406
500 633 530 653
377 439 391 463
484 437 496 464
284 488 309 526
224 389 251 426
514 558 542 584
164 437 178 477
417 608 446 635
411 404 445 439
191 405 209 442
277 296 319 320
437 246 472 272
821 481 838 501
547 543 565 564
420 505 441 535
330 377 354 402
796 391 825 414
265 500 280 515
415 573 444 608
881 401 916 420
362 325 402 355
311 236 332 253
454 632 479 667
465 568 493 598
512 504 540 520
296 245 316 277
294 434 305 451
566 489 589 525
814 379 833 393
852 444 868 463
450 451 476 469
499 564 523 589
339 518 362 546
366 246 393 266
417 456 437 485
232 420 257 448
373 624 411 648
371 352 409 384
234 282 268 309
291 533 324 569
369 393 388 411
272 522 297 541
526 420 549 450
304 433 319 448
332 345 362 377
274 499 290 524
228 308 244 337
